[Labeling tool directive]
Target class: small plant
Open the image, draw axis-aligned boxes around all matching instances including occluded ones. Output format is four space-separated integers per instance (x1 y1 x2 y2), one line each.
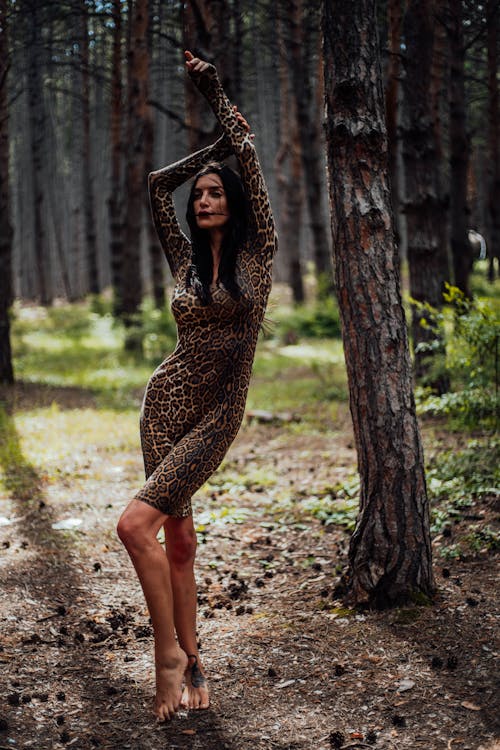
414 284 499 428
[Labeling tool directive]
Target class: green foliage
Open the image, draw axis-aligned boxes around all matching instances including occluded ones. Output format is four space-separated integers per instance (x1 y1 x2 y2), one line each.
273 297 342 343
427 436 499 557
414 284 499 427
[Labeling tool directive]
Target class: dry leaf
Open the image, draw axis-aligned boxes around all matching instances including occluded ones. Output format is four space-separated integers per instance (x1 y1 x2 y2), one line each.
461 701 481 711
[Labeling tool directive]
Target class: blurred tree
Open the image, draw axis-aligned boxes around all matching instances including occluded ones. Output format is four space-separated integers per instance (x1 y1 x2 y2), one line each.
401 0 450 390
323 0 434 607
0 0 14 383
487 0 500 279
122 0 149 348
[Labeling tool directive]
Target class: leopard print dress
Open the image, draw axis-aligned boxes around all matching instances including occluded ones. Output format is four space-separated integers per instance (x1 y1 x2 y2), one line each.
134 65 277 517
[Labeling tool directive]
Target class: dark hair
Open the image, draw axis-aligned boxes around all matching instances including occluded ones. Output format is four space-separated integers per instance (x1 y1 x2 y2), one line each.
186 162 248 305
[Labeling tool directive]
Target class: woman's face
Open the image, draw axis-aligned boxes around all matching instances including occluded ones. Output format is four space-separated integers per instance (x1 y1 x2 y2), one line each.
193 173 230 231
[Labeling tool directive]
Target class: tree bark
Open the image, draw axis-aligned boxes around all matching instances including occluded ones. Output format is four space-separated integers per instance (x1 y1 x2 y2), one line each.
275 5 305 304
81 0 99 295
448 0 471 295
487 0 500 280
289 0 333 296
121 0 149 347
322 0 434 608
0 0 14 383
401 0 450 390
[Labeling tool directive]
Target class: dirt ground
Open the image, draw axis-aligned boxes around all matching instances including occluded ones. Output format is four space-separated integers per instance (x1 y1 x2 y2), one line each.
0 384 498 750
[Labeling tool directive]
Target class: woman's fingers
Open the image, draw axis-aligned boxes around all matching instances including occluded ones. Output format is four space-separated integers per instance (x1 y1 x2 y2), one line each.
184 50 210 73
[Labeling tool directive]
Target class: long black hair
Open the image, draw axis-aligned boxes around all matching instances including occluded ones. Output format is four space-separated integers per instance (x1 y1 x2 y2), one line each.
185 162 248 305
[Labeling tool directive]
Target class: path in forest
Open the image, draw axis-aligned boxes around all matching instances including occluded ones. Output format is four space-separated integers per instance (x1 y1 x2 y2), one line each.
0 388 498 750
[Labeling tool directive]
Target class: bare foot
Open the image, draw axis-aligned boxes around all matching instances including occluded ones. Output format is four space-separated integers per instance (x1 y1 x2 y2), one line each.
181 654 210 710
154 648 188 721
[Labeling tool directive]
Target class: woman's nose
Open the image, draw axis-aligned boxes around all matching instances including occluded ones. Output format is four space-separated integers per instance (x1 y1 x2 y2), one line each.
199 191 209 206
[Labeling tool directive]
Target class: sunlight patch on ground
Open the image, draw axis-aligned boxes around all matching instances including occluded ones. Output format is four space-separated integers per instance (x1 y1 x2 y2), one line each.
11 407 139 469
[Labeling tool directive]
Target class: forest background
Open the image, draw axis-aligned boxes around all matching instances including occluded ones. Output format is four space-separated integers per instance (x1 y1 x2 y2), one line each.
0 1 499 749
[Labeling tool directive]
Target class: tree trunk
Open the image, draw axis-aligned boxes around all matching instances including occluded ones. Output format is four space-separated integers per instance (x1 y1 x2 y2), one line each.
109 0 125 316
487 0 500 280
275 5 305 304
144 1 165 309
289 0 333 296
322 0 434 608
448 0 471 296
122 0 148 348
0 0 14 383
25 1 51 305
384 0 403 251
401 0 449 390
81 0 99 295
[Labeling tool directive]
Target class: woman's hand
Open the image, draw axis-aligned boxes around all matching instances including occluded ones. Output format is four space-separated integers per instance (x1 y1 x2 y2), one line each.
185 50 254 140
185 50 214 76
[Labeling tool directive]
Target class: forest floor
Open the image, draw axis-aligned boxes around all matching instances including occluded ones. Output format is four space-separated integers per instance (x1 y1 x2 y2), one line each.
0 377 498 750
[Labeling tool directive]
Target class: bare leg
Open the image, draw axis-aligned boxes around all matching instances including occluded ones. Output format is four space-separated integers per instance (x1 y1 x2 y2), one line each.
117 499 188 720
164 516 209 709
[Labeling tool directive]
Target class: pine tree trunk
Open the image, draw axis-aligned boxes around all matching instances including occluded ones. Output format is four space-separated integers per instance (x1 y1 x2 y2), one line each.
275 7 305 304
448 0 471 296
401 0 449 390
109 0 125 315
0 0 14 383
25 1 51 305
81 0 99 295
122 0 148 348
487 0 500 280
144 2 165 309
323 0 434 608
289 0 333 295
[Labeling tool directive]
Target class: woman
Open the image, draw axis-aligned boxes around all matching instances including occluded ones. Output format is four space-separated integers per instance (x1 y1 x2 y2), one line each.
117 51 277 721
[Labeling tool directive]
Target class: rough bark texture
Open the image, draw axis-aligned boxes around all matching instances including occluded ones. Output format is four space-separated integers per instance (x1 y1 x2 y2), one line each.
122 0 149 344
448 0 471 296
401 0 450 389
275 7 305 304
322 0 434 608
0 0 14 383
487 0 500 279
81 1 99 295
289 0 333 295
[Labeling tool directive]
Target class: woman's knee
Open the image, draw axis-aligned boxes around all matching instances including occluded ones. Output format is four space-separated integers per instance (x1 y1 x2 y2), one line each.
116 501 164 552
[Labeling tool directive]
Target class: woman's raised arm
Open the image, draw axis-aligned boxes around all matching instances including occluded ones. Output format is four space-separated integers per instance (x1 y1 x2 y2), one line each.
185 51 277 257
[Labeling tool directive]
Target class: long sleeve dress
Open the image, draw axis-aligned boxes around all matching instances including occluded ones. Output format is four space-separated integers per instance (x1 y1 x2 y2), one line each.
135 66 277 517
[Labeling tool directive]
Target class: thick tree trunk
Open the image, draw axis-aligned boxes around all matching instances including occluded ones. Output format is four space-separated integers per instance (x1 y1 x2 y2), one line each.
0 0 14 383
26 1 51 305
81 0 99 295
289 0 333 295
109 0 125 316
275 7 305 304
323 0 434 608
385 0 403 250
122 0 148 348
401 0 449 390
487 0 500 280
448 0 471 295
